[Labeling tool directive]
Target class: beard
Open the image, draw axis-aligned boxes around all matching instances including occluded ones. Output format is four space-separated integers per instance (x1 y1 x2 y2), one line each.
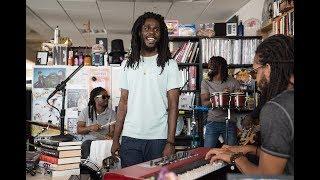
141 40 157 52
257 75 269 103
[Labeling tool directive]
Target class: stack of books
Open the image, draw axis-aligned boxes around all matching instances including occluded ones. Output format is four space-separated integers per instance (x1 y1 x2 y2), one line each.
38 139 82 178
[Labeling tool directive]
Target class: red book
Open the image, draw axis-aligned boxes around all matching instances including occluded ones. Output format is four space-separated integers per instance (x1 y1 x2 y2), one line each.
40 154 81 165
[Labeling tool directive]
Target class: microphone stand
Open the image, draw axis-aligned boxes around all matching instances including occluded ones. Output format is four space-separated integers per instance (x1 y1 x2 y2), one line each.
225 96 232 145
47 62 84 142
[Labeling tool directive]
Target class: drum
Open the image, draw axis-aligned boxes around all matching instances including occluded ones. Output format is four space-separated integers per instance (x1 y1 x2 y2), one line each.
210 92 230 108
230 92 246 109
80 159 103 179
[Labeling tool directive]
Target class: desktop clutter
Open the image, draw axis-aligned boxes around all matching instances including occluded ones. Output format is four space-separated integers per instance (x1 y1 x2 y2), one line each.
26 132 120 179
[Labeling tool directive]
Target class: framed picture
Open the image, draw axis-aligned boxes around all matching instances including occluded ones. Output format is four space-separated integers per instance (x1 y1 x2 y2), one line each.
36 51 48 65
226 23 237 36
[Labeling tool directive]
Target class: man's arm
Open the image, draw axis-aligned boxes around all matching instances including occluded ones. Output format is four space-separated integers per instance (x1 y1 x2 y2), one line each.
206 147 287 175
77 121 90 134
112 89 128 142
166 88 180 144
235 150 287 175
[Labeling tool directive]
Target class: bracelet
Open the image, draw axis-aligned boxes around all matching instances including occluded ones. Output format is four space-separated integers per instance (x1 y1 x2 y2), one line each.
230 152 244 165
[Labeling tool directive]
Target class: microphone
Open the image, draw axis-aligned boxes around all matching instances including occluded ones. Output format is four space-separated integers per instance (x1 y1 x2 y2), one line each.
47 82 64 101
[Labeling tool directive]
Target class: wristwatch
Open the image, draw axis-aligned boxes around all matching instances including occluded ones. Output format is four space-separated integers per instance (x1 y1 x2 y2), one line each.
230 152 244 165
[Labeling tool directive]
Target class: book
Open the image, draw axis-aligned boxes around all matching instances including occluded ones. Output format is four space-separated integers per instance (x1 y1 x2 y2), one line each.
40 143 81 151
188 42 198 63
40 154 81 164
39 139 82 147
41 147 81 158
38 161 79 171
43 168 80 177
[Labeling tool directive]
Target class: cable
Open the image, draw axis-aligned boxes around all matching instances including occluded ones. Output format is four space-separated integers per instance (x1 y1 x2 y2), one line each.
46 98 61 115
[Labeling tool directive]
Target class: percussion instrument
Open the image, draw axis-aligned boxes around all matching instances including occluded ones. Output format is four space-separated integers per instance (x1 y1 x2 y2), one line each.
26 120 60 130
210 92 230 108
104 147 228 180
80 159 103 180
230 92 246 109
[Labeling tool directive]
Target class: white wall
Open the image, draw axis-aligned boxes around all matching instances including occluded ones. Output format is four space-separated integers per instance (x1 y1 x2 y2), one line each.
231 0 264 22
229 0 264 23
26 59 35 81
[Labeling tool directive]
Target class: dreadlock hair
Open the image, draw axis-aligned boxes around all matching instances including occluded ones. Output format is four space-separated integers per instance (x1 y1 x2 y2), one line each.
255 34 294 101
88 87 107 122
126 12 171 74
208 56 229 83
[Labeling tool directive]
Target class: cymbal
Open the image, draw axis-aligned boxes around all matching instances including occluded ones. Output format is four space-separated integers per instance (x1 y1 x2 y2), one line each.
26 120 60 130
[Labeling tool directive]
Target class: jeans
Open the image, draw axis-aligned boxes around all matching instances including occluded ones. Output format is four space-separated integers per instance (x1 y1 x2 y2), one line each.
81 140 93 159
120 136 167 168
204 121 237 148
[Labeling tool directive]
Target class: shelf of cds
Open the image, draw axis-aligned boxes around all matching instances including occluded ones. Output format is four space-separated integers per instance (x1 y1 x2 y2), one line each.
199 37 262 65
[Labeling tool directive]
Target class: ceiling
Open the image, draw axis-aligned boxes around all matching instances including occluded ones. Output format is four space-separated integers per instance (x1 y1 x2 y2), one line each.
26 0 251 61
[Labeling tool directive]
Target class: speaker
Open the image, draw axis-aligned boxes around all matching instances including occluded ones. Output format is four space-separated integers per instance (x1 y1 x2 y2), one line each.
214 23 226 36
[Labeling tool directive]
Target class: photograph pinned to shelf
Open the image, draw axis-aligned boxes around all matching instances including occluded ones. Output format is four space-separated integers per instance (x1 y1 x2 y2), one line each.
36 51 49 65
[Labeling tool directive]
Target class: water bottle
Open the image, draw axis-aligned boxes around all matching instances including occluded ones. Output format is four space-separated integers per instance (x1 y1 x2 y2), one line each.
54 26 60 44
78 51 83 65
237 21 244 36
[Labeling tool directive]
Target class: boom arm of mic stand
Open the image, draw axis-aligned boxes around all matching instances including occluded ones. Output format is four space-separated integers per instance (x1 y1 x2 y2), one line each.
49 62 85 142
47 62 85 101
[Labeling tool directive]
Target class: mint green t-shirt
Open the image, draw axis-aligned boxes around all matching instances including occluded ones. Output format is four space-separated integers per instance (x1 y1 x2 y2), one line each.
120 54 182 139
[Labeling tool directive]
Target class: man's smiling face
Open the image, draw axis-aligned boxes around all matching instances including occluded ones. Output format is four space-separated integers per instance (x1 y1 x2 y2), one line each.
140 18 160 51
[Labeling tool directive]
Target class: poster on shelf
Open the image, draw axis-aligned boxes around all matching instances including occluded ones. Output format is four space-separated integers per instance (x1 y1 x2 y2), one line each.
87 66 111 97
31 66 117 137
65 66 89 89
66 89 88 111
64 108 80 133
32 88 62 126
66 117 78 134
33 67 66 89
111 66 122 111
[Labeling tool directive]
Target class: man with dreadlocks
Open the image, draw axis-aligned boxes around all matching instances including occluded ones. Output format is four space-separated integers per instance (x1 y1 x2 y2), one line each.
111 12 181 168
77 87 116 159
205 34 294 175
201 56 241 148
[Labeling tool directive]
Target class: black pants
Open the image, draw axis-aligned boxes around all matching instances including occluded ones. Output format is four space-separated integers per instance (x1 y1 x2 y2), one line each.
81 140 93 159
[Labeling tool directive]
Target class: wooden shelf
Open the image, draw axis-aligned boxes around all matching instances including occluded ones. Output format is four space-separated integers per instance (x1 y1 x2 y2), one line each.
279 4 294 14
259 21 273 33
258 7 294 39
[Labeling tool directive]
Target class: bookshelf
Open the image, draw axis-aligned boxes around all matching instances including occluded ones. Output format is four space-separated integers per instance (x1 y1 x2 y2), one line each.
258 2 294 39
172 35 261 147
170 36 202 147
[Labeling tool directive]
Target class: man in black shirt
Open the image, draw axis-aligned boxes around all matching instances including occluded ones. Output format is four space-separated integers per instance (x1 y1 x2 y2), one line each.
205 34 294 175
